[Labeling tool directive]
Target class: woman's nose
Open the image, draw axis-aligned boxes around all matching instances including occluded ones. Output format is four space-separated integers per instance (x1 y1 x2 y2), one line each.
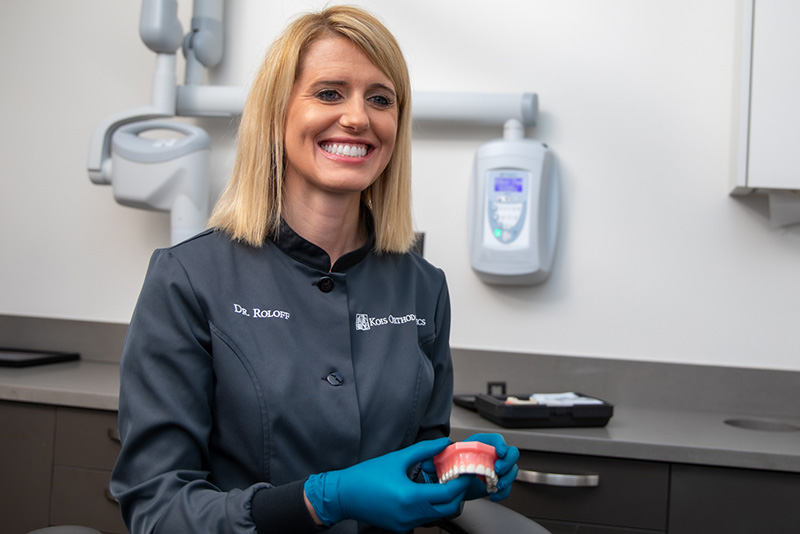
339 99 370 132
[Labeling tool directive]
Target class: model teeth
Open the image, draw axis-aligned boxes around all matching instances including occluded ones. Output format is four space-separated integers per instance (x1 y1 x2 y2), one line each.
321 142 368 158
434 441 500 494
438 463 498 493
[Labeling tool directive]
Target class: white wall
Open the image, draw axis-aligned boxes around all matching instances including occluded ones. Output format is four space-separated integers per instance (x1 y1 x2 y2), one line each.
2 0 799 371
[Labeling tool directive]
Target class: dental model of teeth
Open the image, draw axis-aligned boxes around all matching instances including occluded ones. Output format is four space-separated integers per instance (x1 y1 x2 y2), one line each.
433 441 499 493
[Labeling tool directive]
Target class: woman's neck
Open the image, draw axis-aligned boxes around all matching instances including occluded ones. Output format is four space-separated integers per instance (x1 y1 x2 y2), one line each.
283 192 366 269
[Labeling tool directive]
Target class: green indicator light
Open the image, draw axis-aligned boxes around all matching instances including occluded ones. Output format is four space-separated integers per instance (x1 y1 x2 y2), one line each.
494 229 503 238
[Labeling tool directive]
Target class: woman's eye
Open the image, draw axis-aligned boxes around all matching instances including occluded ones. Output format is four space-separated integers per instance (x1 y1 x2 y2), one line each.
316 89 341 102
369 94 394 108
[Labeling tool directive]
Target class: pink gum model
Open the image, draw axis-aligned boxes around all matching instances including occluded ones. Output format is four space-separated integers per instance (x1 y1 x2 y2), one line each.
433 441 499 493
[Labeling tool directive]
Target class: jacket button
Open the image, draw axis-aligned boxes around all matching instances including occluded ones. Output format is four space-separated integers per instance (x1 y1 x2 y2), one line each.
318 276 334 293
326 372 344 386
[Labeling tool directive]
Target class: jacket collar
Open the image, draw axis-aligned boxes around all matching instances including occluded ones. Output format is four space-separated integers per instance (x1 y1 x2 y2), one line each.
270 212 375 272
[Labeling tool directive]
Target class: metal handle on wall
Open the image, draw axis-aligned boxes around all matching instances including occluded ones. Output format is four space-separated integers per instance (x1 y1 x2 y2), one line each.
516 469 599 487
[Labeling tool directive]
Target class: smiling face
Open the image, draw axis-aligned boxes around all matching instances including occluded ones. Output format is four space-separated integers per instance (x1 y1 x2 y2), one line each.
283 35 399 204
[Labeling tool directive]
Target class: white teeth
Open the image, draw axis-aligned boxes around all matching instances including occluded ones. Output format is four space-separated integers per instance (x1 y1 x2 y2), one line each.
438 463 499 493
321 143 368 158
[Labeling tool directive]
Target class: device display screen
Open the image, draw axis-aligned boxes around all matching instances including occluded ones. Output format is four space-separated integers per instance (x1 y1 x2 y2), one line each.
493 176 524 192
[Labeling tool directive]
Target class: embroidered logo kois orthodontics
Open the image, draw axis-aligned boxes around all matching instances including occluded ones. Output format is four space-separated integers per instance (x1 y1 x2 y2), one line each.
355 313 426 331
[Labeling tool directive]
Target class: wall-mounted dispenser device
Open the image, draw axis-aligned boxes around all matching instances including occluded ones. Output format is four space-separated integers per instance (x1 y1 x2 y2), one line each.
111 121 211 245
468 119 560 285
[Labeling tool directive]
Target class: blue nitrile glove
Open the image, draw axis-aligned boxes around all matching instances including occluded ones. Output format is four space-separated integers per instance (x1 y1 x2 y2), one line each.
463 433 519 502
304 437 471 532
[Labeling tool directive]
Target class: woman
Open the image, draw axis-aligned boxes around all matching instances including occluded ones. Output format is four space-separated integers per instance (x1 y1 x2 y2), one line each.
112 6 518 534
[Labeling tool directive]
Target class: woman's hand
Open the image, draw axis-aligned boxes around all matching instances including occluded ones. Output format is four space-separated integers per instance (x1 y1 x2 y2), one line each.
304 437 471 531
462 433 520 501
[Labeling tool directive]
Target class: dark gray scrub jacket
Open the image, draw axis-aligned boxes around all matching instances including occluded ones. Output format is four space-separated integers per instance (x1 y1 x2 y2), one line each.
111 220 454 534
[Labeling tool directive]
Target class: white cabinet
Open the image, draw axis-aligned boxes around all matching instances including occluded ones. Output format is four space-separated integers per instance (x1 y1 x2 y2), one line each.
733 0 800 192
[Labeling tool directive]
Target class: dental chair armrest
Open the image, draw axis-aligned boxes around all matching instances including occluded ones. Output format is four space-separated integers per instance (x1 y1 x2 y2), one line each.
440 498 551 534
26 527 102 534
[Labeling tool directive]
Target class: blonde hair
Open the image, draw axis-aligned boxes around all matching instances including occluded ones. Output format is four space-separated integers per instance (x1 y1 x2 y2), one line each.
208 5 414 253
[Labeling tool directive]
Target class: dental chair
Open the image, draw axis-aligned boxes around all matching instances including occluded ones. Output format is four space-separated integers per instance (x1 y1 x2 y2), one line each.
441 498 551 533
26 499 550 534
25 528 101 534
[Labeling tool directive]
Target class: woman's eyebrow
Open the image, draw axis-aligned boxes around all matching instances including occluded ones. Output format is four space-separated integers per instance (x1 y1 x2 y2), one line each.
312 80 396 96
370 83 397 97
313 80 348 88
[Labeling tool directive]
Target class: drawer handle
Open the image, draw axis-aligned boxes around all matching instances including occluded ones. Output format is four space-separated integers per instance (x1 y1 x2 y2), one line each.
516 469 599 487
105 488 119 504
108 428 121 442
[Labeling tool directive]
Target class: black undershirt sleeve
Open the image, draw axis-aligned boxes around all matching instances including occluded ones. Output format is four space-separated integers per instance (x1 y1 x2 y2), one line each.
251 479 324 534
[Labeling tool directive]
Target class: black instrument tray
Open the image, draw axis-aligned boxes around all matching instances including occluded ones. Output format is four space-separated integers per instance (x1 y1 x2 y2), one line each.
0 348 80 368
473 393 613 428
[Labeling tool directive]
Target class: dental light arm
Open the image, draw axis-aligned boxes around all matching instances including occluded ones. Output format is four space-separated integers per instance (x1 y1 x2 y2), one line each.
140 0 183 53
413 92 537 127
87 56 177 185
183 0 224 84
88 0 184 184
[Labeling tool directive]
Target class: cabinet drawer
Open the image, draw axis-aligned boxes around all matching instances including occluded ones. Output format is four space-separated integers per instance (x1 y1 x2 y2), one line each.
55 407 120 470
503 451 669 531
0 401 56 534
51 465 127 534
669 464 800 534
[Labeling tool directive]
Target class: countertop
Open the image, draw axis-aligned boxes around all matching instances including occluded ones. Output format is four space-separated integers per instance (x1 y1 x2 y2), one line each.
1 360 798 473
450 404 800 473
0 360 119 411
